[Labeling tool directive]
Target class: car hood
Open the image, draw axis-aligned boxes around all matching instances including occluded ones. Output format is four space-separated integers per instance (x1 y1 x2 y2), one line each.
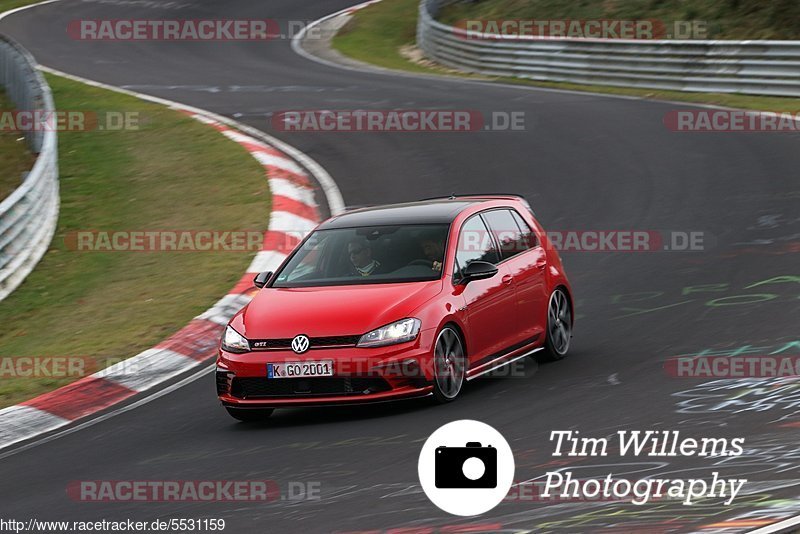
232 281 443 339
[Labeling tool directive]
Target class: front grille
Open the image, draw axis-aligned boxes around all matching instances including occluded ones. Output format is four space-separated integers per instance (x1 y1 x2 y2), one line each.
250 335 361 350
311 335 363 347
230 377 391 399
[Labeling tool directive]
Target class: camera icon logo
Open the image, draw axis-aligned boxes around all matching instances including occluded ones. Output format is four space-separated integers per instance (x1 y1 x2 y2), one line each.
435 442 497 489
418 420 515 516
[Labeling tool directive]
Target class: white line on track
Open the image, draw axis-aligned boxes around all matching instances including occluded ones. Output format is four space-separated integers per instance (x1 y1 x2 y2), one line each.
749 515 800 534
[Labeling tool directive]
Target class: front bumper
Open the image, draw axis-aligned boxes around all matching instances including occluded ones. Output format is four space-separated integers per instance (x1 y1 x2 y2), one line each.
216 328 436 408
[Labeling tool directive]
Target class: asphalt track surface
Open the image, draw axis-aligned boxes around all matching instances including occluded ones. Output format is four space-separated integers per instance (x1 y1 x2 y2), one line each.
2 1 800 532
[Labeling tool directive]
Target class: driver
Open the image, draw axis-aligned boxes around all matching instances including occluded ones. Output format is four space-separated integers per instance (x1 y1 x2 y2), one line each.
420 234 445 272
348 238 382 277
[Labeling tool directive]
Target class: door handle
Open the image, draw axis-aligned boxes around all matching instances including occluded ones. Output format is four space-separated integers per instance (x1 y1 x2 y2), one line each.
535 260 546 270
502 274 513 285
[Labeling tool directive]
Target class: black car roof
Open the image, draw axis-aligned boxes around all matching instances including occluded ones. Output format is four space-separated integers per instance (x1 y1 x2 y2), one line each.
318 199 481 229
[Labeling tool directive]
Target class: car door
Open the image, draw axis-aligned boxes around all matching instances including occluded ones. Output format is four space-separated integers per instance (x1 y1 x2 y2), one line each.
454 213 519 368
482 208 548 345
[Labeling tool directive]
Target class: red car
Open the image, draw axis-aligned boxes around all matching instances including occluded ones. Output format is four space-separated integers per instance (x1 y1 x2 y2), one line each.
216 195 573 421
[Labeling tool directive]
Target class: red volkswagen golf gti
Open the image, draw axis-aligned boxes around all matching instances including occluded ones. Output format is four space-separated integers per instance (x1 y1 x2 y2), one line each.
216 195 573 421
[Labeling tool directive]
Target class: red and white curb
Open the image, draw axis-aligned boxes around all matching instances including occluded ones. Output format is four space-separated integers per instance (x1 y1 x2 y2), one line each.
0 105 327 451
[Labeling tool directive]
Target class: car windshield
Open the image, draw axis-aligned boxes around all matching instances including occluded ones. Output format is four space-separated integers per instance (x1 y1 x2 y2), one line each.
271 224 450 287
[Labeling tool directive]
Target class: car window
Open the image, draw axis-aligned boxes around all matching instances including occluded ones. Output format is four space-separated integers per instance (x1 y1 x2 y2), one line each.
283 232 329 281
455 214 500 272
509 209 539 248
271 224 450 287
483 209 535 260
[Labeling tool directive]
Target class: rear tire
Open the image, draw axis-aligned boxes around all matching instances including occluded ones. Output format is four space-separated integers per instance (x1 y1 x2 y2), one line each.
431 326 467 403
540 288 572 362
225 407 274 422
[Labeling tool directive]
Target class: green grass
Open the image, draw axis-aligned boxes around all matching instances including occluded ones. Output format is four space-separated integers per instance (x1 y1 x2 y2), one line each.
0 91 36 201
0 73 269 407
334 0 435 74
0 0 39 12
438 0 800 40
332 0 800 113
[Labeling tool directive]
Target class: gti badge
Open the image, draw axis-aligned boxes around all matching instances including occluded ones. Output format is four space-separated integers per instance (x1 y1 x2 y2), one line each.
291 334 310 354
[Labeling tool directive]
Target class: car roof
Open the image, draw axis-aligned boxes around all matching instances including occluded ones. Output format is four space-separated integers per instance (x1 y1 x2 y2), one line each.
318 199 477 229
318 195 531 229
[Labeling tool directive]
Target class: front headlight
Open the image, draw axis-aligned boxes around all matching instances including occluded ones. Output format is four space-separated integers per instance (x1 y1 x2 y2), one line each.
357 318 421 348
222 325 250 353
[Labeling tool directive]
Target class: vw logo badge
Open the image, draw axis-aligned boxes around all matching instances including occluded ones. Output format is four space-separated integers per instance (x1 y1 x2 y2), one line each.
291 334 310 354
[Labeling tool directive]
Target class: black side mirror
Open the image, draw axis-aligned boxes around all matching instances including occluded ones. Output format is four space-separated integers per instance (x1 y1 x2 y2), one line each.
458 261 498 285
253 271 273 289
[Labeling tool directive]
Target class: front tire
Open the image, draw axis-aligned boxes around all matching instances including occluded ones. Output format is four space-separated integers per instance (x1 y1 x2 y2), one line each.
225 407 274 422
432 326 466 403
541 288 572 361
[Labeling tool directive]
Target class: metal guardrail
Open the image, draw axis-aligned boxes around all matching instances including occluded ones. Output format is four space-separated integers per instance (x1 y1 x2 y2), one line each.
418 0 800 97
0 35 59 302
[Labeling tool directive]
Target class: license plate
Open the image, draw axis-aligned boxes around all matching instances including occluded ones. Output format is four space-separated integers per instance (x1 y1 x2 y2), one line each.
267 360 334 379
